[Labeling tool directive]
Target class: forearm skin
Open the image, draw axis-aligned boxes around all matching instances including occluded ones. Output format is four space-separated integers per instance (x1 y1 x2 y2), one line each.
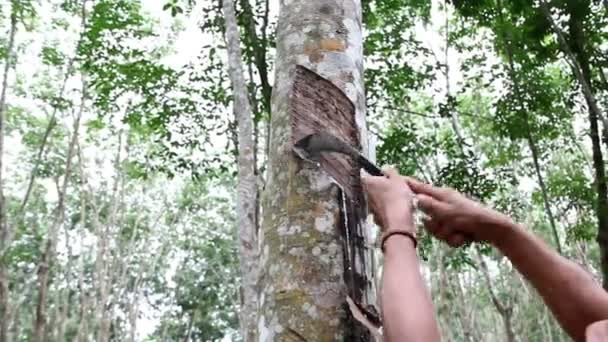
495 221 608 341
382 232 441 342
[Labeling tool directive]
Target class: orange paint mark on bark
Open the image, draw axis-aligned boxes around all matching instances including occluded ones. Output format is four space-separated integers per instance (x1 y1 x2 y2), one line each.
304 39 346 63
319 38 345 51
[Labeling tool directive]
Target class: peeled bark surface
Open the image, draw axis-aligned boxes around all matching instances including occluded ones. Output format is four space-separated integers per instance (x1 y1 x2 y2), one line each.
258 0 376 340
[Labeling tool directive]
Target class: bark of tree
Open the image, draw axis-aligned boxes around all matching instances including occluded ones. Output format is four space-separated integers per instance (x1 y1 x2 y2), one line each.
222 0 259 340
258 0 377 340
0 7 17 342
33 80 85 342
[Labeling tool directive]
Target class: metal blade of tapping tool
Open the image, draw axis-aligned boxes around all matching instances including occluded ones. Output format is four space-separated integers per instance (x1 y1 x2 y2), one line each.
292 131 384 177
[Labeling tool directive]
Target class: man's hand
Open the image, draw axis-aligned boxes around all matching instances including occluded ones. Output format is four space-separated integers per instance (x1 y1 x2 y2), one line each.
406 178 513 248
365 169 442 342
361 168 416 234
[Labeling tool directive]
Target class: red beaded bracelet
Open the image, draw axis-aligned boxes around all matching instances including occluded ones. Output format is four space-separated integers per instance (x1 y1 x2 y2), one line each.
381 230 418 252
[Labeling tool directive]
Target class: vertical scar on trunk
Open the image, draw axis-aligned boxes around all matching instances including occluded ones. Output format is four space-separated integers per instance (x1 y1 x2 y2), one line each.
290 65 375 341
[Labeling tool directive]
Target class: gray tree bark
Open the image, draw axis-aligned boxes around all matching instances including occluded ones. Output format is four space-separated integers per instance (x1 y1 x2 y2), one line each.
222 0 259 340
258 0 377 340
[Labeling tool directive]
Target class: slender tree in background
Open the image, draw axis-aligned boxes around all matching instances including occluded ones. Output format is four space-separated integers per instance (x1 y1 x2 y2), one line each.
33 79 84 342
258 0 376 340
0 3 17 341
538 0 608 288
222 0 258 340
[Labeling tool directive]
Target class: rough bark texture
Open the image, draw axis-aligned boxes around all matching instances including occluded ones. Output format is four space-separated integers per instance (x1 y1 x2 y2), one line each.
222 0 259 340
258 0 376 340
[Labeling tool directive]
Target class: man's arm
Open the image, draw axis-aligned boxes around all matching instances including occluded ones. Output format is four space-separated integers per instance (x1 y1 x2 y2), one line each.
497 221 608 341
382 232 441 342
407 178 608 342
362 170 441 342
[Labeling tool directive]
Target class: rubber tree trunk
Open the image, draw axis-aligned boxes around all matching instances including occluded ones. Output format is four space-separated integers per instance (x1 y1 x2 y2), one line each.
258 0 377 340
222 0 258 340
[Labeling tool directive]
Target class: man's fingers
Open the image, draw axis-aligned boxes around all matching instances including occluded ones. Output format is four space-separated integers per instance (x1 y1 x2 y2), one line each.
422 217 451 241
406 177 447 200
446 234 467 248
382 166 399 179
422 217 441 235
417 194 449 219
361 171 382 190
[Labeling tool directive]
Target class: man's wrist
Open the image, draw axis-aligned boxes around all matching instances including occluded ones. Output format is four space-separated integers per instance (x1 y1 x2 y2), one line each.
385 221 415 235
490 217 520 251
383 233 417 253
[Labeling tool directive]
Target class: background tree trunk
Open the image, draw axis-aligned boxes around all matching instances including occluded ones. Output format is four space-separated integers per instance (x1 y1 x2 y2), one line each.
539 0 608 287
496 1 562 253
258 0 376 340
33 81 85 342
0 6 17 341
222 0 259 340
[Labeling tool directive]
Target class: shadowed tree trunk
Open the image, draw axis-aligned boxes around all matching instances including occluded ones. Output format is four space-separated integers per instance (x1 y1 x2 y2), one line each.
222 0 258 340
537 0 608 287
257 0 377 340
